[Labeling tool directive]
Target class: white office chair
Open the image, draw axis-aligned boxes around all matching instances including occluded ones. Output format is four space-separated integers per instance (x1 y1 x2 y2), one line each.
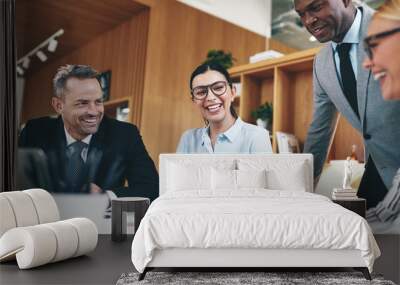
0 189 98 269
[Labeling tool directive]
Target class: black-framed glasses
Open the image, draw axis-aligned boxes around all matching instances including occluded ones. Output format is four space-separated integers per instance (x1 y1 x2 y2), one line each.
364 27 400 59
191 81 230 100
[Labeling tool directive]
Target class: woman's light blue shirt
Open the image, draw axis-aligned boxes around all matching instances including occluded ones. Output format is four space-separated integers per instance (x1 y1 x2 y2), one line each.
176 117 273 153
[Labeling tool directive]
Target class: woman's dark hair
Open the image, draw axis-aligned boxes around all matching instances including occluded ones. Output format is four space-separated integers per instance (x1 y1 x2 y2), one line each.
189 62 238 119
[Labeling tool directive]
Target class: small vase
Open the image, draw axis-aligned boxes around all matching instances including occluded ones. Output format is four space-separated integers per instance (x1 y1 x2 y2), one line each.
256 118 267 129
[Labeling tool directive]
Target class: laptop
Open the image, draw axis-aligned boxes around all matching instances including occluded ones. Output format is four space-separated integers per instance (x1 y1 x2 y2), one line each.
52 192 114 234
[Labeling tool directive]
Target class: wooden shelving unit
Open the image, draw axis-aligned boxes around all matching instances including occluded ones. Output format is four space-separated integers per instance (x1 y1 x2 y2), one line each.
104 96 133 123
229 47 364 160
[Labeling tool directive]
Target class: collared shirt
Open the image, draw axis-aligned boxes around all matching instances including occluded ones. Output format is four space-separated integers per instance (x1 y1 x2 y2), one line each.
64 128 92 162
331 8 362 81
176 117 273 153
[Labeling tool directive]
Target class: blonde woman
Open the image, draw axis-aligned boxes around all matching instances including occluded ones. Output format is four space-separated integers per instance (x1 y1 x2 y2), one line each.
363 0 400 233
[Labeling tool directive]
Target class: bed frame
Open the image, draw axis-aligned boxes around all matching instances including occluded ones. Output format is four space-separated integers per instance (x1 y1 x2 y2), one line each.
138 154 372 281
139 248 370 280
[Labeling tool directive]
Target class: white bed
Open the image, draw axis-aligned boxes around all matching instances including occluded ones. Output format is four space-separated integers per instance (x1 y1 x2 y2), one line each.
131 154 380 280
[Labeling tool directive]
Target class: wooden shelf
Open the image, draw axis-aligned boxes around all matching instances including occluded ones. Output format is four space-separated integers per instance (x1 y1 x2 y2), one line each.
229 47 364 159
229 47 320 77
104 96 133 123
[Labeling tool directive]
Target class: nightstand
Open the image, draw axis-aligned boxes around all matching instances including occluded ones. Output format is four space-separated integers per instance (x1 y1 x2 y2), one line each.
332 198 366 218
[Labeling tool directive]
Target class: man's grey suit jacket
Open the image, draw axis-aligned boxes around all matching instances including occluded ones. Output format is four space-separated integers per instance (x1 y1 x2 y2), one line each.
304 5 400 190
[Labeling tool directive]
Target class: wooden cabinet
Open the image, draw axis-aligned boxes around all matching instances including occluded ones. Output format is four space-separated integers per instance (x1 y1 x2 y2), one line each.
104 96 133 123
229 47 364 161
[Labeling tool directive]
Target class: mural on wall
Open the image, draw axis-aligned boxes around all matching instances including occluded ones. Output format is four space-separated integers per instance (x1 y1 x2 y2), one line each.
13 0 399 237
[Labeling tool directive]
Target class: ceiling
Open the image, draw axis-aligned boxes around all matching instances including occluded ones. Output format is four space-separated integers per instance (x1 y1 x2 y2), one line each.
16 0 386 73
271 0 385 50
16 0 148 75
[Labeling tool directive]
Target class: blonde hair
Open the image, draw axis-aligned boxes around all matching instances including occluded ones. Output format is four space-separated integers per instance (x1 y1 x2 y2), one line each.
374 0 400 21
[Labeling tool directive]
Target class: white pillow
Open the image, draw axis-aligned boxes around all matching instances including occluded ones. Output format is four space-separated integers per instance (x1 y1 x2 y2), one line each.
265 162 307 191
211 169 268 190
211 168 236 190
236 169 267 189
167 162 211 191
237 159 308 191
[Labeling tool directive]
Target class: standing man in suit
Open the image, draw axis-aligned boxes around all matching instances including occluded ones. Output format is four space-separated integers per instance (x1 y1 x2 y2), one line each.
19 64 159 201
294 0 400 209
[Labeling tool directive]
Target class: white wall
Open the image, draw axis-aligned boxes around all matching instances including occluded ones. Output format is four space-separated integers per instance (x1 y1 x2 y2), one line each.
177 0 271 37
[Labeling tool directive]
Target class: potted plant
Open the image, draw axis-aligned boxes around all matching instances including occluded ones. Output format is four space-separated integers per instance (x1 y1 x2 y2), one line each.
251 102 273 131
203 49 236 69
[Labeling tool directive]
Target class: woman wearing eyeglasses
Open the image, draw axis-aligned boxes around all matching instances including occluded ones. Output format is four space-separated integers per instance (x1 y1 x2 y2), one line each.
363 0 400 233
176 62 273 153
363 0 400 100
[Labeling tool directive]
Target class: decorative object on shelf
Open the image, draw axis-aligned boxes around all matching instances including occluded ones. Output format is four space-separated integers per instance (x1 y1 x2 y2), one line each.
103 97 132 123
249 49 284 63
331 157 359 200
332 188 358 200
275 131 300 153
343 157 353 190
232 82 241 97
16 29 64 77
203 49 235 69
315 160 365 198
251 102 273 131
116 102 130 122
98 70 111 102
256 119 267 129
350 144 360 162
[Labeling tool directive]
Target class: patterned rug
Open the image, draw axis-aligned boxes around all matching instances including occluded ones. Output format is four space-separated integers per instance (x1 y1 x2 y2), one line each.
116 271 396 285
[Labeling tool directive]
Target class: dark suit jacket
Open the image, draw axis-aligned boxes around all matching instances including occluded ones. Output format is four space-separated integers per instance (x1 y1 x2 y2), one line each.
18 116 159 201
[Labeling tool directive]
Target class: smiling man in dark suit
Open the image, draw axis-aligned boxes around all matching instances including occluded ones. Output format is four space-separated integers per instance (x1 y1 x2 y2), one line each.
19 64 159 201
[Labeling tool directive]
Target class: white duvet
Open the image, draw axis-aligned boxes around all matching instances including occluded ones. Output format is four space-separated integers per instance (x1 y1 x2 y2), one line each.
131 190 380 273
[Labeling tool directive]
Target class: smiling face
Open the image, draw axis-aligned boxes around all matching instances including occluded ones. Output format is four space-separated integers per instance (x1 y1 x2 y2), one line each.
191 70 236 126
294 0 354 43
363 17 400 100
52 77 104 140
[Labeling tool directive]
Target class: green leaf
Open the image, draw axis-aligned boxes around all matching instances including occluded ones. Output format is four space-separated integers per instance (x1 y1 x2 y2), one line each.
251 102 273 121
203 49 235 69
